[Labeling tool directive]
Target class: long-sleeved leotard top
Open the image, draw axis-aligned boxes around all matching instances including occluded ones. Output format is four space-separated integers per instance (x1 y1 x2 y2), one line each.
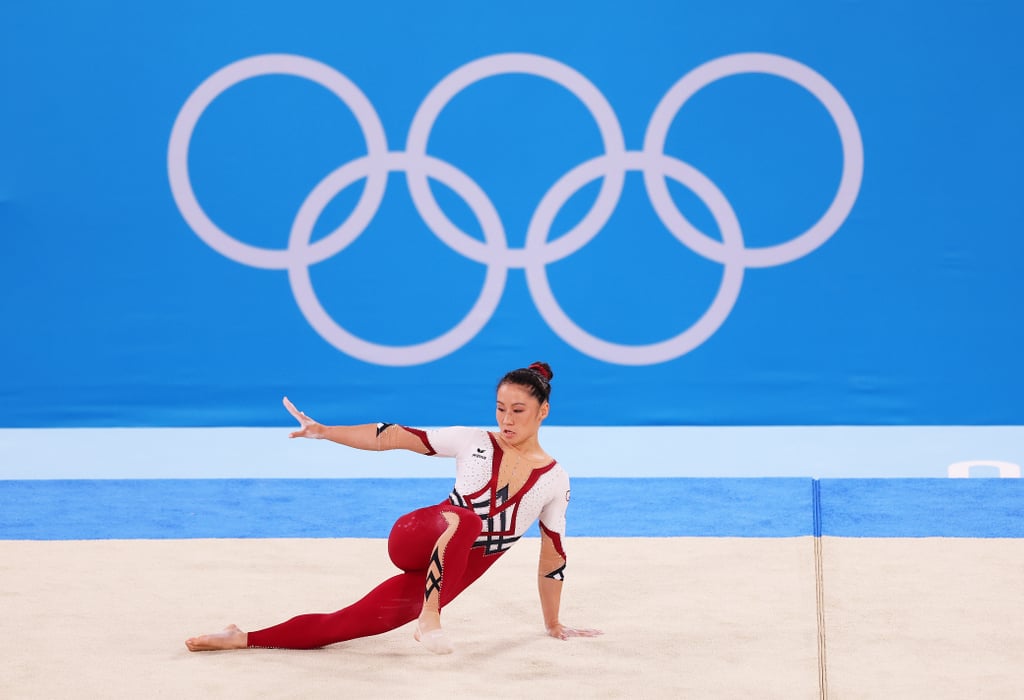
411 426 570 561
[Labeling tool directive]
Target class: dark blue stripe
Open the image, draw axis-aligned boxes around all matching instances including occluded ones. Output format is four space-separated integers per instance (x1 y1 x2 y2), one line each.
0 478 1021 540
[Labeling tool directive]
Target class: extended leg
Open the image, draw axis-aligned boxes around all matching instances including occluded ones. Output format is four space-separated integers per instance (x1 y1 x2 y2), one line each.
243 506 479 650
245 572 426 649
185 504 483 652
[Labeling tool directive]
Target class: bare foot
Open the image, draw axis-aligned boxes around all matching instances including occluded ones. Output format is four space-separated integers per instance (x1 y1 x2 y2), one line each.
414 611 453 655
185 624 248 652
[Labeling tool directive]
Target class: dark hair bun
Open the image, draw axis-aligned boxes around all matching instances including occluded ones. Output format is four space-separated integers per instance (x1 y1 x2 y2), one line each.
496 362 554 403
528 361 554 381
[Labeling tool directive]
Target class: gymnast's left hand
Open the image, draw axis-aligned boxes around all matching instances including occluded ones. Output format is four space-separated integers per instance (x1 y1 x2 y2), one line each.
546 623 603 640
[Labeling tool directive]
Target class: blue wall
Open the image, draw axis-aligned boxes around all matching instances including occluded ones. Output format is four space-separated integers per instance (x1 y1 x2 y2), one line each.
2 1 1022 428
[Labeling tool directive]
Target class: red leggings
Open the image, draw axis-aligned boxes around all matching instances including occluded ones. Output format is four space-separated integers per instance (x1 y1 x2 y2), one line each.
247 503 495 649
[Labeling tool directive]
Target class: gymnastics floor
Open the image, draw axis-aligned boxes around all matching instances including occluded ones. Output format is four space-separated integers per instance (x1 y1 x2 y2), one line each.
1 478 1022 698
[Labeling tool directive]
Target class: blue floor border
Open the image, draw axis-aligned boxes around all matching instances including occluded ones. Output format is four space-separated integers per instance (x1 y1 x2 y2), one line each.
1 478 1021 540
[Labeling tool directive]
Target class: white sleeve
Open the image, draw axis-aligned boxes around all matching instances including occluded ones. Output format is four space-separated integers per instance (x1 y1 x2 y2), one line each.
423 426 486 458
539 468 571 539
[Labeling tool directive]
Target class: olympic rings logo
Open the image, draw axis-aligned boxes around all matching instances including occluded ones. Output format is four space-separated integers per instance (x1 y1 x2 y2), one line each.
168 52 863 366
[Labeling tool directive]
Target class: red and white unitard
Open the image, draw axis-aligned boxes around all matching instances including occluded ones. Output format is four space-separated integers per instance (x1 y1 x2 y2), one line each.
246 427 570 649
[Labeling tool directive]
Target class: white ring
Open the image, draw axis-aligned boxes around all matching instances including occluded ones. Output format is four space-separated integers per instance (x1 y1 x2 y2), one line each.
167 54 389 270
525 152 745 364
643 52 863 268
287 152 507 366
405 53 627 269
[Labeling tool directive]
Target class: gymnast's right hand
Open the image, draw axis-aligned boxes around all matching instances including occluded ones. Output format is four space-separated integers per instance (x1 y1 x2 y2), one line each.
283 396 324 439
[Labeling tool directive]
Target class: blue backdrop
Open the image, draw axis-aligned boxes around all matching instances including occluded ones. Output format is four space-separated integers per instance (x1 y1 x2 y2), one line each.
2 1 1022 428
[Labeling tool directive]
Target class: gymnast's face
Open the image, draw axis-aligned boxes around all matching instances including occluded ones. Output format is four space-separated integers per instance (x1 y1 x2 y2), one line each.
495 382 549 447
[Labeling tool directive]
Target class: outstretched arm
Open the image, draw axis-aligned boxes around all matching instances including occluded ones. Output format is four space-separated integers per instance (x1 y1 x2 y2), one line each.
537 527 603 641
282 396 433 454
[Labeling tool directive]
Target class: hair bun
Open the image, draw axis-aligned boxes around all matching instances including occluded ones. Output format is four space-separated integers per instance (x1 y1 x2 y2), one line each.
528 361 554 381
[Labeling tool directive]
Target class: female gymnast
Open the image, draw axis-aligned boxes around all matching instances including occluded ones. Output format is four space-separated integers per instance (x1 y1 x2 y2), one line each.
185 361 601 654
